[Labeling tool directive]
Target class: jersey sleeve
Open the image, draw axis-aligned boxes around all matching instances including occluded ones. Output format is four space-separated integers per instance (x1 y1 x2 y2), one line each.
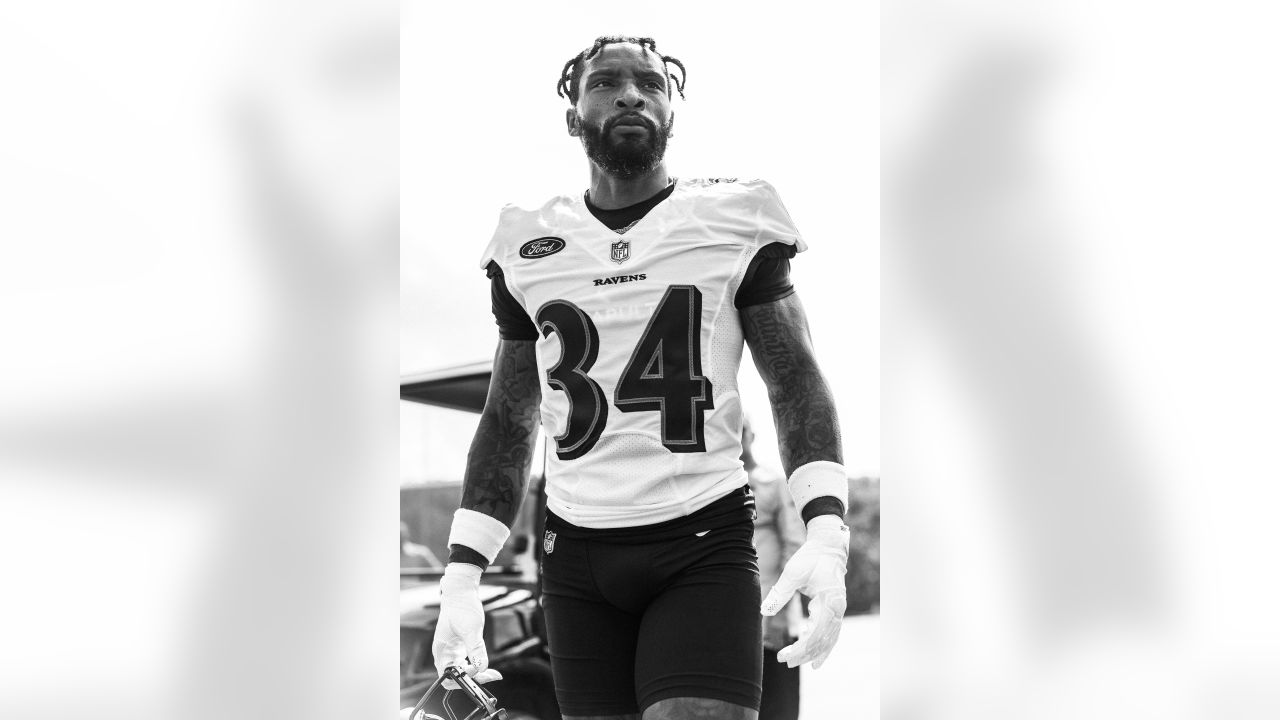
735 242 797 308
486 261 538 341
478 204 520 270
743 179 808 253
478 204 541 340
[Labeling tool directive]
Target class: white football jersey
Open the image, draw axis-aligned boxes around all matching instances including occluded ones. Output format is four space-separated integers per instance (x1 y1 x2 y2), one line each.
480 178 806 528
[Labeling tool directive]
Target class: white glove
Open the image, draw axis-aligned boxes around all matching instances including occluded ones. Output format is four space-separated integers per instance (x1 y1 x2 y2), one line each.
760 514 850 669
431 563 502 686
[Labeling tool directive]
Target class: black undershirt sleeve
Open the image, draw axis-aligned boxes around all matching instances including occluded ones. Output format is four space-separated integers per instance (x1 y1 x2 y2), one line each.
735 242 799 308
486 261 539 341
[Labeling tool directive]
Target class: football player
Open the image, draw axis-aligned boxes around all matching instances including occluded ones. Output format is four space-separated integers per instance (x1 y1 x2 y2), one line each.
432 36 851 720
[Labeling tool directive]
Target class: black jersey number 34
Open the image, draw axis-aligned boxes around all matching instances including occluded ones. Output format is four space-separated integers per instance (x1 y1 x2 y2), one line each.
535 285 714 460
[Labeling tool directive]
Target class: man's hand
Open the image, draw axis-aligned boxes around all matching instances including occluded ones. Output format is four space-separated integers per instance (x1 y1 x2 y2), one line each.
431 564 502 686
760 515 850 669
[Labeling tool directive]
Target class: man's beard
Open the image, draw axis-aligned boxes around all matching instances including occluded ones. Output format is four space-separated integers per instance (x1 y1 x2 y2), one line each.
579 114 672 179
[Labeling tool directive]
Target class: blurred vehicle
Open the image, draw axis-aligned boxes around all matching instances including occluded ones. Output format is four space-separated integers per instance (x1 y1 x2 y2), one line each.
400 361 559 720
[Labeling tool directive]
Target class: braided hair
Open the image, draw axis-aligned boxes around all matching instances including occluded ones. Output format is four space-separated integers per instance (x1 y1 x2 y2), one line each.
556 36 687 105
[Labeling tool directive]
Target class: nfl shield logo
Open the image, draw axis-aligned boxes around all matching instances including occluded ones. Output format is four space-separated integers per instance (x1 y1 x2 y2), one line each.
610 239 630 264
543 530 557 555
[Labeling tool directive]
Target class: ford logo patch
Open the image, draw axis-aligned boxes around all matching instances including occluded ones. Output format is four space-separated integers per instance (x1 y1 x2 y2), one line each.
519 236 566 259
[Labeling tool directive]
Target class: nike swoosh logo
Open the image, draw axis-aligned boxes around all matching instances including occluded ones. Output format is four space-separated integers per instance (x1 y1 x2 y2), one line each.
694 530 709 537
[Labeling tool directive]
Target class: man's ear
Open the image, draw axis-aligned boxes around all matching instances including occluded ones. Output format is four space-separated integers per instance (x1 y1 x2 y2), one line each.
566 108 581 137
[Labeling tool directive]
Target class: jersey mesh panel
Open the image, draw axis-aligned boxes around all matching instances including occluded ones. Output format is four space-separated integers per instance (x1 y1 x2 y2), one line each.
556 432 678 511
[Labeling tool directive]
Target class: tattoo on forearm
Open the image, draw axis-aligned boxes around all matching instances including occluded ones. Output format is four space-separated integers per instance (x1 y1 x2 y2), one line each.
460 339 541 527
741 295 843 477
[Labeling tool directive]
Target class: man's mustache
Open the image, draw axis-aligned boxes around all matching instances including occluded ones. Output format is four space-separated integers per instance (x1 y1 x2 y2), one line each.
602 114 658 137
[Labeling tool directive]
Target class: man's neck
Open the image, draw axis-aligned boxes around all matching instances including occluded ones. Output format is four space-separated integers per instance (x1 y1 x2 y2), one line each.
587 163 671 210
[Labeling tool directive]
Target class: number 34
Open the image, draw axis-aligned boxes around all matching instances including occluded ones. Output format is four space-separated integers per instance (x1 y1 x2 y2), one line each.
535 285 714 460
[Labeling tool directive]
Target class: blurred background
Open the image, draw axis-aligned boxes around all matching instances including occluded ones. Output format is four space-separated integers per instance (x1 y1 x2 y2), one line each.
3 1 1280 719
1 2 399 719
884 1 1280 718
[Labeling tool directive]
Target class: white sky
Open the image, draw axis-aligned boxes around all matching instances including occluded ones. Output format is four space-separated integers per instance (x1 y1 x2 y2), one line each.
401 2 879 480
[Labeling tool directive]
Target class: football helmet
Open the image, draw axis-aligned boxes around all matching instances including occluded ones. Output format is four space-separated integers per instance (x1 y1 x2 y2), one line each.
404 666 507 720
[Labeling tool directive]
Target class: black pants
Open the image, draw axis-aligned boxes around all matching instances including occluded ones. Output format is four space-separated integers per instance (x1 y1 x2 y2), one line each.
540 487 763 716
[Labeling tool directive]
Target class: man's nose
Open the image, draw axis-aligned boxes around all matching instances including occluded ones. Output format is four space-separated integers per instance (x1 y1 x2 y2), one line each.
614 84 645 109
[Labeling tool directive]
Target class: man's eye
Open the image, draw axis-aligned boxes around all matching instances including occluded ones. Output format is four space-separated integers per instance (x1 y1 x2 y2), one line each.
644 81 664 90
592 80 613 88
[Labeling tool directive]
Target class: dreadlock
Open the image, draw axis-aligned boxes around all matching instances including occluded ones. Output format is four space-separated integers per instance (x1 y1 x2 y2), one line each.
556 36 687 105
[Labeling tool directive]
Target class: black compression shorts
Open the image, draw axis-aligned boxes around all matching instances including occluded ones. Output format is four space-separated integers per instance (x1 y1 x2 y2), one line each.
540 486 763 716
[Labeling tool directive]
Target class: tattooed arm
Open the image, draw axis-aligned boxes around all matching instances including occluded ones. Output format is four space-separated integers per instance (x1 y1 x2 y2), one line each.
741 293 846 522
448 338 541 567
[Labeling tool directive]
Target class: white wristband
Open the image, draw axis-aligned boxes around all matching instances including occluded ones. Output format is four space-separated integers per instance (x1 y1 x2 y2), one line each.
446 509 511 565
787 460 848 516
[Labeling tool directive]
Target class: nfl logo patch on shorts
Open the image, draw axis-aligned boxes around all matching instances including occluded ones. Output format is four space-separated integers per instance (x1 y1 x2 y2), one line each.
543 530 557 555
